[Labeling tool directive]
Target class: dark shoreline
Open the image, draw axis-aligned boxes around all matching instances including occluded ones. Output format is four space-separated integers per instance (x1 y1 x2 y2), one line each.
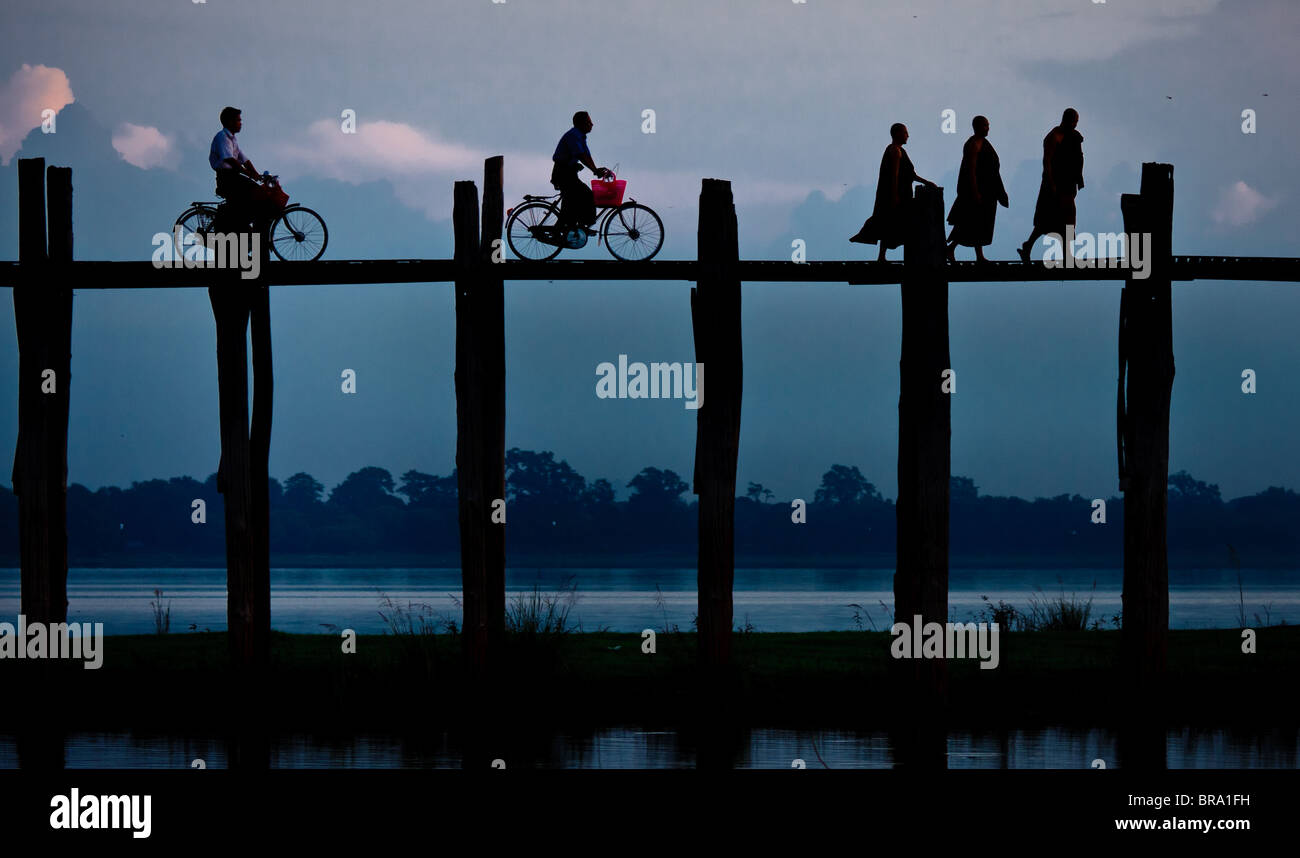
4 552 1297 570
4 628 1297 733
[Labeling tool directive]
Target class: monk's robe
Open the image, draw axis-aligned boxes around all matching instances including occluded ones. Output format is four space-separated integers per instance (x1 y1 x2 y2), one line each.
947 135 1007 248
851 143 916 250
1031 125 1084 237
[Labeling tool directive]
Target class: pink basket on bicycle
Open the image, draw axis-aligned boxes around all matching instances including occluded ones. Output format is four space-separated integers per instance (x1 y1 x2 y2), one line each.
591 174 626 206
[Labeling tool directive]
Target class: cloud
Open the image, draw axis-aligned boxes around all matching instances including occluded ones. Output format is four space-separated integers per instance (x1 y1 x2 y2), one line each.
269 118 833 221
110 122 179 170
1212 181 1278 228
0 63 75 165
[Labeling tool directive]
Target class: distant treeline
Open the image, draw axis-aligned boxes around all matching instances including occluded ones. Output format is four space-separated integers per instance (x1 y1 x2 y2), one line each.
0 450 1296 567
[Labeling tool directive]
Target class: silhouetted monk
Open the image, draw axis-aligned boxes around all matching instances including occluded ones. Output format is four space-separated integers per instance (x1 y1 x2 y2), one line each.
850 123 937 261
1018 108 1084 262
946 115 1008 262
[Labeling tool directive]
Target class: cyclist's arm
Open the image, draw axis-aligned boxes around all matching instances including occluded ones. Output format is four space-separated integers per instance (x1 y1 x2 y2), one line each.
579 152 610 178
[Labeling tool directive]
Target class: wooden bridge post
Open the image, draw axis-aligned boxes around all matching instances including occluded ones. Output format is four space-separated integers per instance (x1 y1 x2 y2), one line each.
1118 163 1174 685
894 183 951 706
454 156 507 679
207 211 273 672
12 158 73 625
249 233 273 662
692 178 743 668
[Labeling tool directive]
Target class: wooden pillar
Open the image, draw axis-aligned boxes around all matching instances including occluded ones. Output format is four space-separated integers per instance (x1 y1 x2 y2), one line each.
12 158 73 625
454 156 507 679
691 178 743 668
894 183 950 703
248 234 273 661
210 277 258 668
1118 162 1174 684
209 213 273 671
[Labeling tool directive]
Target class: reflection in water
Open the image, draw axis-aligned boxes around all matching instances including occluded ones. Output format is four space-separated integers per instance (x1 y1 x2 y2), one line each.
1 726 1295 769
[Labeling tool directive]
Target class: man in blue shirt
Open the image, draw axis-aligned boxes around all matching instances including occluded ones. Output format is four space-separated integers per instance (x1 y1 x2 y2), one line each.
551 111 611 234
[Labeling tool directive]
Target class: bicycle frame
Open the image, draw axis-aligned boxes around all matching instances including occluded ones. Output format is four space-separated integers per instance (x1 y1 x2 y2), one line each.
520 194 637 248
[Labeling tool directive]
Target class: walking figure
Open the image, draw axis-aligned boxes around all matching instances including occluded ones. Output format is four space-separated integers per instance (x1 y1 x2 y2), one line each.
1018 108 1084 262
850 123 937 261
946 115 1008 262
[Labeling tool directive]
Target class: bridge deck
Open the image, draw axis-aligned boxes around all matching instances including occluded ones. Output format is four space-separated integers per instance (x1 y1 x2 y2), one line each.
1 256 1297 287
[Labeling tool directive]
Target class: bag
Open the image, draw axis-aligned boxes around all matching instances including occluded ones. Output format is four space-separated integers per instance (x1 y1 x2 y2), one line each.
253 180 290 212
591 174 626 207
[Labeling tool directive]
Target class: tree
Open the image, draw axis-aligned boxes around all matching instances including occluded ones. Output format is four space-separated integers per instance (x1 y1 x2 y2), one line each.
627 467 689 511
327 467 404 513
950 475 979 504
1167 470 1221 504
282 472 325 509
583 478 616 507
813 465 881 506
746 481 774 504
505 448 586 505
398 469 458 508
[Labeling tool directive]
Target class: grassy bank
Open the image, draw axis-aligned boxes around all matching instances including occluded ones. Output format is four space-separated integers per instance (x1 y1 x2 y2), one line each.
3 627 1296 732
5 552 1296 569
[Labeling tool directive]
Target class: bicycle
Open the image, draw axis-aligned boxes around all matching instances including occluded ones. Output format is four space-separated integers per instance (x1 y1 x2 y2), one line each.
505 171 664 261
174 173 328 262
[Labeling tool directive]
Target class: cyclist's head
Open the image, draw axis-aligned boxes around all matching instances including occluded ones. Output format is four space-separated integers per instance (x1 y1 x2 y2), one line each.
1061 108 1079 129
573 111 593 133
220 107 242 132
889 123 908 144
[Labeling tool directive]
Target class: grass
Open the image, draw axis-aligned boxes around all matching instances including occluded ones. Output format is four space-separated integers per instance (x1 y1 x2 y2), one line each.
375 593 450 678
1023 578 1097 631
5 626 1298 735
505 577 580 637
149 589 171 635
975 580 1103 632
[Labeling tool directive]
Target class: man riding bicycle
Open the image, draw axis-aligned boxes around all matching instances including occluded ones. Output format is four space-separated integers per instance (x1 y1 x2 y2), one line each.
551 110 612 235
209 106 276 231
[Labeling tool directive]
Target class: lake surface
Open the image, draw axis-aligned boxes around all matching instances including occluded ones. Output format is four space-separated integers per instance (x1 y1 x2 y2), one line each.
0 567 1295 634
1 725 1295 769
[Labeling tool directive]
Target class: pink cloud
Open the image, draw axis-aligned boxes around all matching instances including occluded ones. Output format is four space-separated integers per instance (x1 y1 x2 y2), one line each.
1212 181 1278 228
111 122 179 170
0 63 75 165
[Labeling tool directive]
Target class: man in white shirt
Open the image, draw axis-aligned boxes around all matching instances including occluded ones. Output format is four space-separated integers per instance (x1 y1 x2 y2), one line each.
210 106 270 227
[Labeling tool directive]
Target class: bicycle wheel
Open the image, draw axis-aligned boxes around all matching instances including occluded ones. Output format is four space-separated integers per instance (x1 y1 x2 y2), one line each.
270 206 328 261
603 202 664 261
174 206 217 258
506 202 563 261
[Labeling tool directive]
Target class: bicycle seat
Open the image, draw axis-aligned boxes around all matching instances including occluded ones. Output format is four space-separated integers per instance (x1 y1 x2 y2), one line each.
523 193 560 201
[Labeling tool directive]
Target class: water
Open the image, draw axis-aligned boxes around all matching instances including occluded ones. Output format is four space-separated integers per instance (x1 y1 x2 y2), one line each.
0 567 1295 634
2 567 1294 770
0 726 1295 769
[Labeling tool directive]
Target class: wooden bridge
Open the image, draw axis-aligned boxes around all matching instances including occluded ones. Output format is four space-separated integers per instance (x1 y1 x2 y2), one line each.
7 155 1299 698
6 255 1300 287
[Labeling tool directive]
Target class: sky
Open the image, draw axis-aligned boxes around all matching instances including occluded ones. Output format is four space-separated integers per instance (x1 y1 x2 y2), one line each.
0 0 1297 504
